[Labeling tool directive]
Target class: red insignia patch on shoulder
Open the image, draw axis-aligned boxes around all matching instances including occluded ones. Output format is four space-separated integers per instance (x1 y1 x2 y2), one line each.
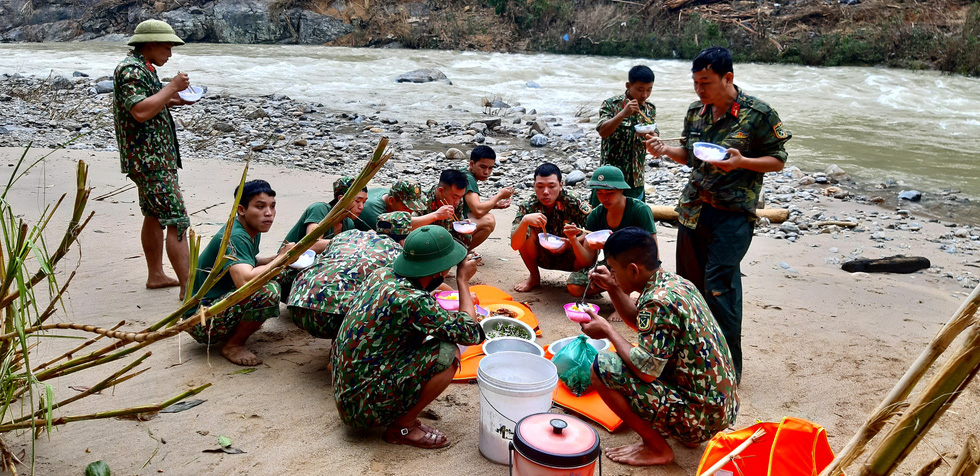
730 102 740 117
773 122 788 139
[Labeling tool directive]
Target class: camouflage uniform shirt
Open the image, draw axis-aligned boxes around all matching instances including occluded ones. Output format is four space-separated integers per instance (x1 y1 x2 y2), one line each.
331 267 484 428
677 87 790 228
287 230 401 316
511 190 591 238
597 93 658 189
112 50 181 174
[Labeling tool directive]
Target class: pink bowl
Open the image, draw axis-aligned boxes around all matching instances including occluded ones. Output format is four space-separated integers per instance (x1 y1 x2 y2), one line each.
564 303 599 323
436 291 460 311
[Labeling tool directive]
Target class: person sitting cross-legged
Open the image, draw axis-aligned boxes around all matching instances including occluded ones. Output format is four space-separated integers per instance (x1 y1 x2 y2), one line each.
331 226 485 449
578 227 738 466
184 180 293 366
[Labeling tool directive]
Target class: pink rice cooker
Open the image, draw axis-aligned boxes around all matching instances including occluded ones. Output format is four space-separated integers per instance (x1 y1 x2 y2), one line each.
509 413 601 475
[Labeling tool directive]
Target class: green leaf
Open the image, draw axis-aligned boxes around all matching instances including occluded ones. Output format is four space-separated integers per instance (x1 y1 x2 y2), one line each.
44 383 54 433
218 435 232 448
84 460 111 476
231 368 256 375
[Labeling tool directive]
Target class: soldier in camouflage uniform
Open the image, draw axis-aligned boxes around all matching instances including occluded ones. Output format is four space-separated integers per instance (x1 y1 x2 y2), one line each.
287 212 411 339
184 180 293 366
355 179 454 231
113 20 196 299
647 47 790 381
593 65 659 207
278 176 366 302
510 163 592 294
422 169 470 248
332 226 484 449
579 228 738 466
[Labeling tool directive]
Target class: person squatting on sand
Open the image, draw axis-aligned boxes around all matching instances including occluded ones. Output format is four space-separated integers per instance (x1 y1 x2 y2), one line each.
183 180 294 366
113 19 196 299
593 65 659 207
331 226 485 448
565 165 659 299
579 227 738 466
286 212 412 339
458 145 514 251
647 46 791 381
510 163 592 294
422 169 470 246
278 176 366 301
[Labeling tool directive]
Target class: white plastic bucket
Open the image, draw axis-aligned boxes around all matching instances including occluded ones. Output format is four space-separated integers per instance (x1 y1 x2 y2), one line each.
477 352 559 465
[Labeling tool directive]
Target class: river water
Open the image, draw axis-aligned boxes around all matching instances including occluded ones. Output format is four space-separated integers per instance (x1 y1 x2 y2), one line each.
2 42 980 208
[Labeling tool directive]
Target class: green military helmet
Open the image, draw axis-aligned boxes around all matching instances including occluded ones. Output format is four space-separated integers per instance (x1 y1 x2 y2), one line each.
393 225 467 278
128 20 185 46
376 211 412 240
587 165 631 190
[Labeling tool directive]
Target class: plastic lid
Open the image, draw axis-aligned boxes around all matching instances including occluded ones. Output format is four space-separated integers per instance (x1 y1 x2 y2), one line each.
513 413 600 468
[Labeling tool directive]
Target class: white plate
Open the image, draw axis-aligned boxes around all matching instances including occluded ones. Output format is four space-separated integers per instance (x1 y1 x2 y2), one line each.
634 123 657 134
178 85 205 102
289 250 316 269
693 142 729 163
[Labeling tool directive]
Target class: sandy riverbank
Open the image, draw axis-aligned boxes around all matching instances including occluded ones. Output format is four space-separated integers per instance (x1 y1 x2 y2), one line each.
1 146 978 475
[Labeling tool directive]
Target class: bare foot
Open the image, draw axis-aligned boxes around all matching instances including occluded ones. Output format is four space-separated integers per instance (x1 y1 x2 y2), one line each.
608 311 623 322
221 344 262 366
605 442 675 466
146 276 180 290
514 275 540 293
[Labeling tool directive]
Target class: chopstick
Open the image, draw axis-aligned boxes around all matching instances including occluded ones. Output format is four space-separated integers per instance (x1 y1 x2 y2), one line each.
441 200 461 222
637 110 653 123
648 136 684 142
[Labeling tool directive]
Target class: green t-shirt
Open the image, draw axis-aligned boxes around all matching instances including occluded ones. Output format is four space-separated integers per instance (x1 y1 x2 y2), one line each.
355 188 389 231
284 202 355 243
193 218 260 300
585 197 657 235
460 169 480 218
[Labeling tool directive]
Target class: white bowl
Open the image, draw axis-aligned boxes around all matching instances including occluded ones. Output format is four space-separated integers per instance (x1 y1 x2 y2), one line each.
547 335 610 358
178 85 205 102
693 142 729 162
634 123 657 134
453 220 477 234
585 229 612 247
289 250 316 269
537 232 567 251
482 337 545 357
481 316 535 343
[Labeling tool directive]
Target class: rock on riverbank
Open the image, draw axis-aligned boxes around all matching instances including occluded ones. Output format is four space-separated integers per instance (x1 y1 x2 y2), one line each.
1 72 977 290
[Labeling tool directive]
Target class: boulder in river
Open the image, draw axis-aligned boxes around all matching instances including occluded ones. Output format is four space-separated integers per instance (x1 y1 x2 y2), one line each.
899 190 922 202
396 69 452 85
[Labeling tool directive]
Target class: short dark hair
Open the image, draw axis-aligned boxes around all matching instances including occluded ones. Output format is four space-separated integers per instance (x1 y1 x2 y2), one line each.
692 47 734 76
439 169 468 190
628 65 655 84
534 163 562 183
605 227 660 270
470 145 496 162
236 179 276 208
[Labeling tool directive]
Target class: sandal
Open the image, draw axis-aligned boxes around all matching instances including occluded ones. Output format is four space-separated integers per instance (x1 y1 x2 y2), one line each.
384 421 450 449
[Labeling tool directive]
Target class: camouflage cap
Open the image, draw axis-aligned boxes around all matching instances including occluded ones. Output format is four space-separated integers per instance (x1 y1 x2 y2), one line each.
389 179 426 214
376 211 412 239
333 176 356 200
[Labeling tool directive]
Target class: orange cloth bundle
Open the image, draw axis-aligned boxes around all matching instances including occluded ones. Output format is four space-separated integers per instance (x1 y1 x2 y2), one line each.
696 416 838 476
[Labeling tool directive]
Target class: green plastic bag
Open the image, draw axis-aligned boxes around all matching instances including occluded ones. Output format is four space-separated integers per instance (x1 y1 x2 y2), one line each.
553 335 599 396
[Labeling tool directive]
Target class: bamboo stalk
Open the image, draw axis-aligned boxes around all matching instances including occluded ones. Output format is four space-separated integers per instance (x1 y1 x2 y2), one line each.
33 320 125 371
698 428 767 476
950 435 979 476
858 321 980 475
821 283 980 476
0 384 211 432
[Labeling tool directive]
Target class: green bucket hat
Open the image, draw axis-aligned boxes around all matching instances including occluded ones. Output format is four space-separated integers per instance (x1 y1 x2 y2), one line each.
376 211 412 240
128 20 185 46
329 176 356 206
587 165 631 190
389 179 426 215
393 225 467 278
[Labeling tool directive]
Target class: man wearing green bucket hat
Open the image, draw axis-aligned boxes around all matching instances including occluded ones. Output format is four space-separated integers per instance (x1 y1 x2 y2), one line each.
287 212 411 339
113 19 196 300
566 165 658 298
331 226 484 449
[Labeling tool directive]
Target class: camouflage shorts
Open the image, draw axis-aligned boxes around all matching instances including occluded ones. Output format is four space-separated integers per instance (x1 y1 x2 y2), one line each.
595 351 731 444
185 282 281 344
336 339 456 429
128 170 190 237
288 306 344 339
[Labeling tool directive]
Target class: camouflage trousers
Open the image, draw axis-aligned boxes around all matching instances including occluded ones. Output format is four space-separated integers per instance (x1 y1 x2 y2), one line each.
288 306 344 339
185 282 281 344
335 339 456 429
595 351 736 444
128 170 190 238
